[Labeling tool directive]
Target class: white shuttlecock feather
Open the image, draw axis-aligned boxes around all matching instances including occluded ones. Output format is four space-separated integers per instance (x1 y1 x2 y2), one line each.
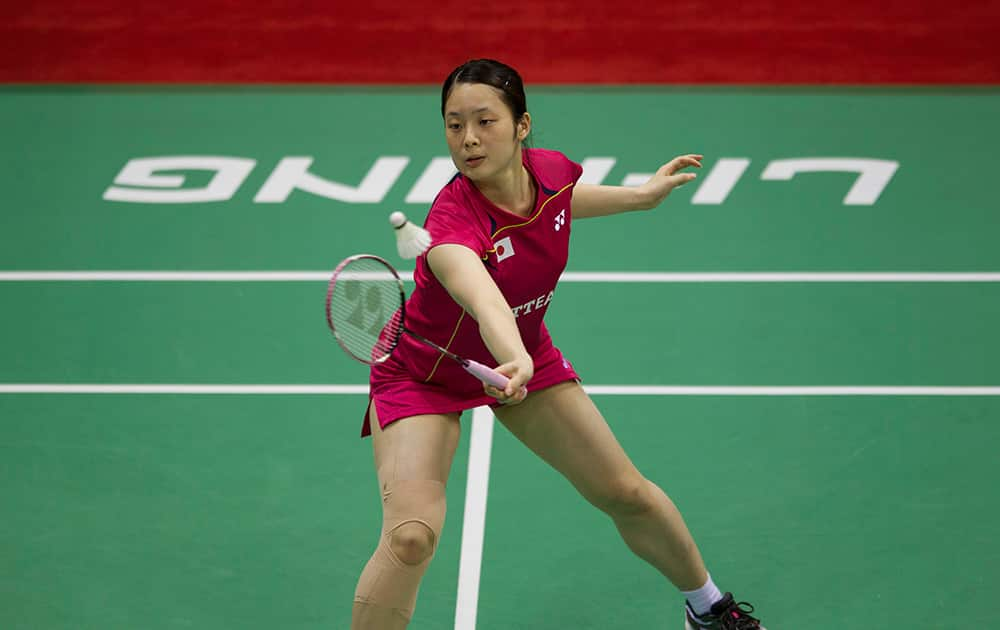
389 211 432 259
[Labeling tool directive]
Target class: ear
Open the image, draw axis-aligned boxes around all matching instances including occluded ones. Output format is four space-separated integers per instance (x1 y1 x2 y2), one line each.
517 112 532 141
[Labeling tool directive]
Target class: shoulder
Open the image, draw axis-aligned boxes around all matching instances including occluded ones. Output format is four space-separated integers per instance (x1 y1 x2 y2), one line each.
525 148 584 191
423 174 491 251
426 173 474 223
428 171 464 210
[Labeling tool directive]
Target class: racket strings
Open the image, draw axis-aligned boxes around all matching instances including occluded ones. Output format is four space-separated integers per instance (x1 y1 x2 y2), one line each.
327 257 405 363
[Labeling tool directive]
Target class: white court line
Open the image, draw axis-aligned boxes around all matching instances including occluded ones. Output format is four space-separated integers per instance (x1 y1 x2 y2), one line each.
584 385 1000 396
3 271 1000 282
454 407 494 630
2 384 1000 395
0 384 369 394
0 271 335 282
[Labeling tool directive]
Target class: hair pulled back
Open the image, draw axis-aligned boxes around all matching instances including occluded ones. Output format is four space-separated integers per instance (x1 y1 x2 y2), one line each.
440 59 527 122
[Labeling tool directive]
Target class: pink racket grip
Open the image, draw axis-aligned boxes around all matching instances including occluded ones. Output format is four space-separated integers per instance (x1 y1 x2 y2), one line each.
463 360 511 389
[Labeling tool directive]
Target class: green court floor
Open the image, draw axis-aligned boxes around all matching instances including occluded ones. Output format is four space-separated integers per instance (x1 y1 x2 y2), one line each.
2 395 998 629
2 87 999 629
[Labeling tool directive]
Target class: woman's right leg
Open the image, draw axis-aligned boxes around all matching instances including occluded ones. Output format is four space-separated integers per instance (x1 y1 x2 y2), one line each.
351 402 462 630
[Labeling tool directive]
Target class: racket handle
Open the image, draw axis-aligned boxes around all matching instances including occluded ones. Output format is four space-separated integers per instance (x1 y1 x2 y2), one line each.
463 360 511 389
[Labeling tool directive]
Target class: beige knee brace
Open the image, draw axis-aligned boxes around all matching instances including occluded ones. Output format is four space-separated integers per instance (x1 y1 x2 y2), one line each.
352 479 447 629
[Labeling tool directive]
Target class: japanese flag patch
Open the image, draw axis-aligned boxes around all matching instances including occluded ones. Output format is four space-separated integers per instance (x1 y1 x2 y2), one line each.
494 236 515 263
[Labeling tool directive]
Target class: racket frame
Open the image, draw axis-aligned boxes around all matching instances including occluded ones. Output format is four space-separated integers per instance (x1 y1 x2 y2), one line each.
326 253 406 365
326 253 512 390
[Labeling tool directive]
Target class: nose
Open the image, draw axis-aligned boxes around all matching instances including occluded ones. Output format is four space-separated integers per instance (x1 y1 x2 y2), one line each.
463 127 479 148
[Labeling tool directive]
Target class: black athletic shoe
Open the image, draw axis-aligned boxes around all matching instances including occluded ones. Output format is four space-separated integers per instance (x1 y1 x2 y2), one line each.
684 592 765 630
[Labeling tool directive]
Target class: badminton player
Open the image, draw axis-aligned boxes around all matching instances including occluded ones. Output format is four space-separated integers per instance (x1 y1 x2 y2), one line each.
351 58 766 630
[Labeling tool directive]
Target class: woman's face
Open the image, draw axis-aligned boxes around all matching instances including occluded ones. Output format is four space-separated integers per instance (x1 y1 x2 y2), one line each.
443 82 528 183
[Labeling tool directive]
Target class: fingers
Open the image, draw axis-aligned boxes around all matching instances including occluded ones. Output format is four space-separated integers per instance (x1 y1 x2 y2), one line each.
664 154 703 175
484 383 528 405
484 359 532 405
474 353 533 403
498 371 530 403
669 172 699 187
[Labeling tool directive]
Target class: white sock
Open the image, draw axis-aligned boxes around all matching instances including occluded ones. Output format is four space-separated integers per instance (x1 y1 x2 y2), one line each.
682 574 723 617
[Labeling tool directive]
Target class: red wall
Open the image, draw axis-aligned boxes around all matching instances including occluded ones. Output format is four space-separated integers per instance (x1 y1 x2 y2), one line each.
4 0 999 83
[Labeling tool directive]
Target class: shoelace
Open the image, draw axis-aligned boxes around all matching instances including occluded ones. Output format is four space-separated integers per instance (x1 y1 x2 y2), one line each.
715 600 761 630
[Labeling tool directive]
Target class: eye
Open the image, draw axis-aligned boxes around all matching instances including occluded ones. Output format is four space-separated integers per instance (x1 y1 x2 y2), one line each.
480 119 495 126
447 122 461 131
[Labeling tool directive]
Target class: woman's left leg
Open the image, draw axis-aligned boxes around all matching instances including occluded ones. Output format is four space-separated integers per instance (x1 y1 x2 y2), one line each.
493 380 708 590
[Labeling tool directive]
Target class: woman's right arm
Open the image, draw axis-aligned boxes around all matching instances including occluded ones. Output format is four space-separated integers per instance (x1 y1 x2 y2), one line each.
426 243 533 403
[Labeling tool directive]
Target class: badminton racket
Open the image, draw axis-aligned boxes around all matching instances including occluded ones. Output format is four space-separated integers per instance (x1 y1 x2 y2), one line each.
325 254 511 390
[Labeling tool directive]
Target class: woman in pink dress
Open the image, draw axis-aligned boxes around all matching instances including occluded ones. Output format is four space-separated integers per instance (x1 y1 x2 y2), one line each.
352 58 765 630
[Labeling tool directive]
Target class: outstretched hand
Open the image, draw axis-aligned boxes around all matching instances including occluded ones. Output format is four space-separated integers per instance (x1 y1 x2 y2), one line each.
483 355 533 405
636 154 703 208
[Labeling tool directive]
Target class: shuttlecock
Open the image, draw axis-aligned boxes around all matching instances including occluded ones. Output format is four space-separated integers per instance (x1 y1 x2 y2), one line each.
389 211 432 259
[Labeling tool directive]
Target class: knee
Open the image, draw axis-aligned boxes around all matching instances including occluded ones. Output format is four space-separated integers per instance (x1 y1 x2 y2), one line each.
389 521 437 566
588 474 654 517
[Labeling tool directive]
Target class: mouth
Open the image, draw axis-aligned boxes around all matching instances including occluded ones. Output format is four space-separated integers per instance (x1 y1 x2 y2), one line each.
465 156 485 168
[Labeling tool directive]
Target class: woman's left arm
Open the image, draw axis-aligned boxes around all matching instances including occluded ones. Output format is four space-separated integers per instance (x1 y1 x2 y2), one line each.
571 154 703 219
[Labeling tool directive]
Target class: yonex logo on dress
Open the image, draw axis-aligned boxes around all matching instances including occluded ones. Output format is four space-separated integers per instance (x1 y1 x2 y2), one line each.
554 209 566 231
494 236 515 262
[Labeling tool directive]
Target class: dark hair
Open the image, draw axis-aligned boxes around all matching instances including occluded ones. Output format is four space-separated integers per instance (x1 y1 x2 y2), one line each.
440 59 528 123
